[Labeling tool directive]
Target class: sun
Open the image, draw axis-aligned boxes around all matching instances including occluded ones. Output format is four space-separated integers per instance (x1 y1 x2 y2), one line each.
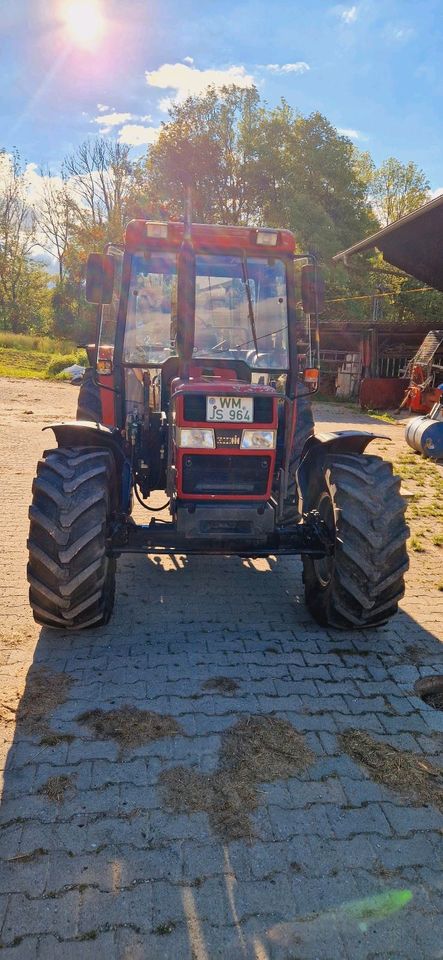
61 0 105 50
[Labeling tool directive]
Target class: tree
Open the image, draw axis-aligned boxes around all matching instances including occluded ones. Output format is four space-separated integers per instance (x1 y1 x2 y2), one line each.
0 149 38 331
144 85 263 224
63 138 134 243
370 157 430 226
33 168 74 281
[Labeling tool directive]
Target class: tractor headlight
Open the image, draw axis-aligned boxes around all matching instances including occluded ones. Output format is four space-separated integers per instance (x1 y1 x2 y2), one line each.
241 429 276 450
177 428 215 449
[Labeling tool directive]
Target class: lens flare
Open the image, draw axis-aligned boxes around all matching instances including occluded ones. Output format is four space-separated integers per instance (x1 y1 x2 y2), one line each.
61 0 105 50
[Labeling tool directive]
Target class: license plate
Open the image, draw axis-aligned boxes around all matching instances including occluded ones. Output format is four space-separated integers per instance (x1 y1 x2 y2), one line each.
206 396 253 423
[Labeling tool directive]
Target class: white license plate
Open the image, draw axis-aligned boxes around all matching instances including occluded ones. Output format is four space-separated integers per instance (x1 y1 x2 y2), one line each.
206 396 253 423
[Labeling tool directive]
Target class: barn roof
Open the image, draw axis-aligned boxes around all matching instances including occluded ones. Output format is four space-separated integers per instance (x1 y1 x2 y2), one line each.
333 194 443 292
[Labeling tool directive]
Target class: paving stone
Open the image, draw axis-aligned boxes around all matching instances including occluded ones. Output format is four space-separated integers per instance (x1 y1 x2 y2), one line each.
3 891 80 941
36 933 117 960
0 938 39 959
327 802 392 839
383 803 443 834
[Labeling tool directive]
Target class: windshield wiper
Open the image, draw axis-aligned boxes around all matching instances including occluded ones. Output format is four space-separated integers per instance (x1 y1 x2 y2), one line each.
235 324 287 350
241 257 258 355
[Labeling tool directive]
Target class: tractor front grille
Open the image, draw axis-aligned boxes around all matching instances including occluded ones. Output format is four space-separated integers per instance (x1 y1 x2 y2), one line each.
182 454 271 496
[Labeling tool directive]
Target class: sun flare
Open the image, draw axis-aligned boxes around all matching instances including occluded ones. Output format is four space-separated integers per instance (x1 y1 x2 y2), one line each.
61 0 105 50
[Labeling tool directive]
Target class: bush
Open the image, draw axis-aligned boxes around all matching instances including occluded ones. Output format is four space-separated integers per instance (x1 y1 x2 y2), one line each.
45 350 88 376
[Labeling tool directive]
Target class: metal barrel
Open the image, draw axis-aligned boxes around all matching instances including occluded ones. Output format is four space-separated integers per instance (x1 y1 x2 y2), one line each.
405 415 443 459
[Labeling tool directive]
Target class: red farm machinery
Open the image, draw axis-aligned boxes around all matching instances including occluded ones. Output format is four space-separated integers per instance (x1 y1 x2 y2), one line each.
27 208 408 630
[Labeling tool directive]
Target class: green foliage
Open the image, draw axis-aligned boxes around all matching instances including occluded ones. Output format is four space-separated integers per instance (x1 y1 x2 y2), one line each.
51 279 95 342
370 157 429 226
45 350 87 376
0 332 76 353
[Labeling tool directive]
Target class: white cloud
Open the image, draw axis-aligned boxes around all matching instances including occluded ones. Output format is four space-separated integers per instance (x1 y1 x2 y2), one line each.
337 127 367 141
118 124 161 146
334 5 358 23
96 103 110 112
94 111 133 127
146 62 255 109
183 56 194 65
430 187 443 200
265 62 310 74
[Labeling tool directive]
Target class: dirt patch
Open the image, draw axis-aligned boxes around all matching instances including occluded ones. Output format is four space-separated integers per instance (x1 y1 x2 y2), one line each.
340 729 443 811
78 705 183 749
16 667 73 734
39 774 75 803
202 677 240 694
160 715 315 841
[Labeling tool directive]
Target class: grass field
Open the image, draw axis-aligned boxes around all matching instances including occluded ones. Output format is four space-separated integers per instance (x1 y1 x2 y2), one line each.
0 334 87 379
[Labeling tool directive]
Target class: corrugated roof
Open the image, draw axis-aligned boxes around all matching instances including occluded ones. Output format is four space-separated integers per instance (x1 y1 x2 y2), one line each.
332 193 443 292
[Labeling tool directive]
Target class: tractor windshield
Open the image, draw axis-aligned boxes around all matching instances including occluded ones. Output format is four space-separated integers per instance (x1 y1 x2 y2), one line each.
123 251 289 370
194 254 289 369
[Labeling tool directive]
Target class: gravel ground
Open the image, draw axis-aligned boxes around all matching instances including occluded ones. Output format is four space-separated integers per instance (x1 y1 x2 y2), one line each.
0 376 442 960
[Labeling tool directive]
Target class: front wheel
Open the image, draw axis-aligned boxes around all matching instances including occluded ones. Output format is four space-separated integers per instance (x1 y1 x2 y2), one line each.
27 447 116 630
302 453 409 629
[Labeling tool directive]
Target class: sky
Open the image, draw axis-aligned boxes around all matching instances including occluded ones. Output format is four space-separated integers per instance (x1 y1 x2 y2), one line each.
2 0 443 193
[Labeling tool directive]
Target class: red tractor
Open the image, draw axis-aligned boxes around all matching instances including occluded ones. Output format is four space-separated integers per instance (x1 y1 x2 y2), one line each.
27 210 408 630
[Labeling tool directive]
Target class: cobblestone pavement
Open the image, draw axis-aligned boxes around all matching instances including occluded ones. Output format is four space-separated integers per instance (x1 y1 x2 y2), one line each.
0 377 442 959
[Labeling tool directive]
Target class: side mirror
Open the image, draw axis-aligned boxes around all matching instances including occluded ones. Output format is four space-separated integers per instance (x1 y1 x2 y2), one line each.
301 264 325 315
86 253 114 304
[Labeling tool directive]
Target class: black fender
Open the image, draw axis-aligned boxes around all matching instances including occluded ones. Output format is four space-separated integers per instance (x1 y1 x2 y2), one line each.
43 421 131 511
297 430 386 513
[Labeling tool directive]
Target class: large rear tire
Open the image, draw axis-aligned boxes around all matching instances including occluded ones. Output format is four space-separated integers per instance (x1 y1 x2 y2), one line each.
76 368 102 422
27 447 116 630
302 453 409 629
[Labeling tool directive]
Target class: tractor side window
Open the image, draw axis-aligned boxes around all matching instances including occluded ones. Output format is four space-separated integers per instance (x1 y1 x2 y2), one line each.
98 249 123 359
124 252 177 364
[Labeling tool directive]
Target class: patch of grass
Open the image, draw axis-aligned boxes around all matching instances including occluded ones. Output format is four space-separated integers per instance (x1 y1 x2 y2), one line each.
340 729 443 811
78 705 183 749
409 536 425 553
202 677 240 694
160 715 315 842
0 333 77 353
365 409 398 424
432 534 443 547
0 346 87 380
17 667 73 734
39 774 75 803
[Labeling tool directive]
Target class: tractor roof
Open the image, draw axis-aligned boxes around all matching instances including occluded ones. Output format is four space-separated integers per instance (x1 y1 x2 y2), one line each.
125 220 296 255
332 193 443 292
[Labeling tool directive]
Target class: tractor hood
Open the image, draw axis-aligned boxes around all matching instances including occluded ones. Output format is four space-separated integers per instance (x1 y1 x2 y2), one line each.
332 193 443 292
